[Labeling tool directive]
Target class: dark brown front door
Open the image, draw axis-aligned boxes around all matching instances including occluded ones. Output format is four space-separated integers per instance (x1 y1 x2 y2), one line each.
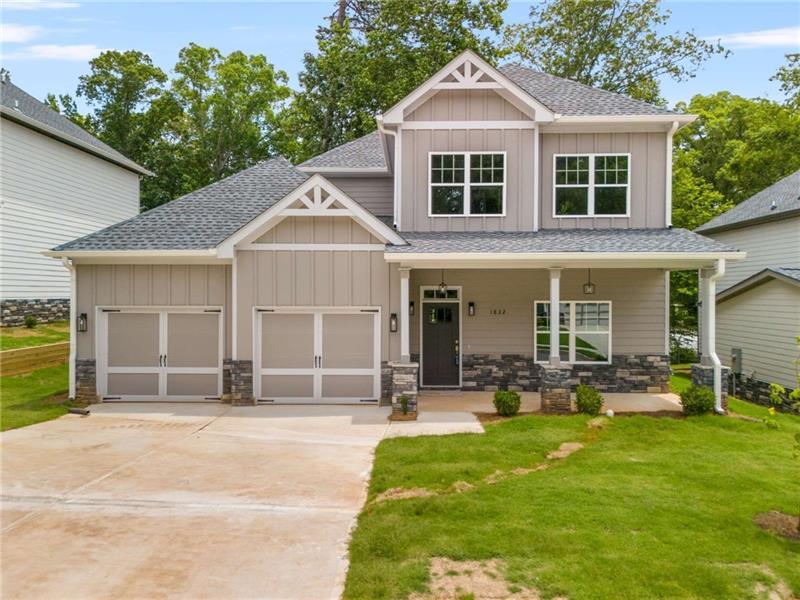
422 303 459 386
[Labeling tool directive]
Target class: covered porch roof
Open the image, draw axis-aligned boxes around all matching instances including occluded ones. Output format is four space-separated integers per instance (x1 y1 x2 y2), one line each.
385 228 744 269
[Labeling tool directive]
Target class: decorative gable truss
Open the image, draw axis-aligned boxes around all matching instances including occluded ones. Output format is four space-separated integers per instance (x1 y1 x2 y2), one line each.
216 174 406 257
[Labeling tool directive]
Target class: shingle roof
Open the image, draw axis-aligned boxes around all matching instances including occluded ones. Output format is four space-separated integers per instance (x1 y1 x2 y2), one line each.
0 77 148 175
773 267 800 283
696 170 800 233
385 228 735 254
717 266 800 301
499 64 677 117
54 157 308 251
298 131 387 170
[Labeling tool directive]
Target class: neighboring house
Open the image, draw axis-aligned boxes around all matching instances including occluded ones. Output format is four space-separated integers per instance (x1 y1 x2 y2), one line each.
47 51 743 411
0 74 149 326
696 170 800 394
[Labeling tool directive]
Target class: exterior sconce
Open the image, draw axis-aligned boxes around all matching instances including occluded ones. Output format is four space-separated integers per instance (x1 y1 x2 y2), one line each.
77 312 88 332
409 301 415 316
468 302 476 316
390 313 398 333
583 269 596 295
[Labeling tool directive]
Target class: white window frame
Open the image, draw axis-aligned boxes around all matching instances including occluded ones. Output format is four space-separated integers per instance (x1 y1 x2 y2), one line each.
534 300 612 365
428 151 507 217
552 153 631 218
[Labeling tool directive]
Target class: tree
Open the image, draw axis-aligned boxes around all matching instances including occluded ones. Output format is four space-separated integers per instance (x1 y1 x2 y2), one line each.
772 53 800 109
45 92 93 131
504 0 727 104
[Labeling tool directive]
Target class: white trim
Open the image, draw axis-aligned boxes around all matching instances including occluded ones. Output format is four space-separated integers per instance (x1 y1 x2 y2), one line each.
553 114 697 125
419 286 463 388
664 270 670 355
552 153 631 218
534 300 613 366
665 120 679 227
231 255 238 360
428 151 507 217
548 269 561 366
400 268 411 362
296 166 390 175
62 258 77 399
396 125 403 228
44 249 218 259
402 121 535 130
533 124 540 232
238 243 386 252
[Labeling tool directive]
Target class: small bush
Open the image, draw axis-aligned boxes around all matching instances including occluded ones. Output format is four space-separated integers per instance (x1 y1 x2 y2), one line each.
399 395 410 415
24 315 37 329
679 385 715 415
670 344 698 365
576 385 604 415
493 390 521 417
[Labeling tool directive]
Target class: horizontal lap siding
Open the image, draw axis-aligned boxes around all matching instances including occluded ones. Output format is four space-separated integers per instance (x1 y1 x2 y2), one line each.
717 280 800 388
75 264 231 359
1 120 139 299
410 268 666 356
326 177 393 218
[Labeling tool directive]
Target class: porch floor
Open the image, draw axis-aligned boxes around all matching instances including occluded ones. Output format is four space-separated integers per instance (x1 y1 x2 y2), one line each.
417 391 682 414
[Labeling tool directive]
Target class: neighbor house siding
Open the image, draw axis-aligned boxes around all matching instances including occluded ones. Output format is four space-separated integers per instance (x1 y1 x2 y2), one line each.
706 216 800 292
74 264 232 360
409 268 666 356
717 279 800 389
326 176 393 218
538 132 667 230
0 119 140 300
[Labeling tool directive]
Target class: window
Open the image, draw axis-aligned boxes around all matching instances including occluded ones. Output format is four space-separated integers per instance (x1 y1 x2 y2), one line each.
535 301 611 363
423 288 459 299
554 154 629 217
431 152 505 216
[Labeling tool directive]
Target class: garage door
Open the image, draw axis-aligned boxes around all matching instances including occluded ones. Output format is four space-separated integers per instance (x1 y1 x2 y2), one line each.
99 308 223 401
256 308 380 403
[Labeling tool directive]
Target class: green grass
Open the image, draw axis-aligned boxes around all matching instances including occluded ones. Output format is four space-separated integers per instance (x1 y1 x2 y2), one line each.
0 364 70 431
0 321 70 351
345 405 800 599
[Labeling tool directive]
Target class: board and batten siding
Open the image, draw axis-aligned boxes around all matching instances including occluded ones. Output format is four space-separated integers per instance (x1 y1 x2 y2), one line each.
409 268 667 356
406 89 530 122
0 119 140 300
237 216 401 362
74 264 232 360
326 176 393 218
706 216 800 292
538 132 667 230
717 279 800 389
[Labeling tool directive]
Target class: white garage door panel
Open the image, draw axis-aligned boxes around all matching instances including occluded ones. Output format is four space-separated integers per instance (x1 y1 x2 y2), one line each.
108 313 159 367
262 374 315 398
108 373 160 396
167 313 219 367
262 314 314 369
321 375 374 398
167 374 219 396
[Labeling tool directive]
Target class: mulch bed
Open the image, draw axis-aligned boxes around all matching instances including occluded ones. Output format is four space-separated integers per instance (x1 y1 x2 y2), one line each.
754 511 800 541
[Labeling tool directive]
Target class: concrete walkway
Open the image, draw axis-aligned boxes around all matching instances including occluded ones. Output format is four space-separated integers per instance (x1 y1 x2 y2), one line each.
1 403 481 600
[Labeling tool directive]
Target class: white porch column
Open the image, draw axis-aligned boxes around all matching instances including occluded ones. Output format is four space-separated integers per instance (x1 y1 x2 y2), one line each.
701 260 726 412
698 269 709 365
548 268 562 367
399 267 411 362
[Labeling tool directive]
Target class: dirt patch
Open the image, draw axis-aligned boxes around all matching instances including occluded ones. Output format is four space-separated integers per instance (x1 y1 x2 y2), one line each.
546 442 584 460
449 481 475 493
474 412 534 424
511 464 549 475
483 470 508 485
754 511 800 542
409 557 545 600
587 417 609 429
374 487 436 504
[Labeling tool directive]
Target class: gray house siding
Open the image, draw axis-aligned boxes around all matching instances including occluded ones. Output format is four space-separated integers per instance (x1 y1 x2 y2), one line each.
326 176 393 217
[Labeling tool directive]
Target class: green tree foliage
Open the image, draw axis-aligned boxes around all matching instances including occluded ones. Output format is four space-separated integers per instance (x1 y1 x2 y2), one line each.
772 53 800 109
504 0 727 104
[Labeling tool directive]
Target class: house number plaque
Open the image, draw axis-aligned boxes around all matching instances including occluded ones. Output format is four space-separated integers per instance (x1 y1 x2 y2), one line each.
489 309 506 315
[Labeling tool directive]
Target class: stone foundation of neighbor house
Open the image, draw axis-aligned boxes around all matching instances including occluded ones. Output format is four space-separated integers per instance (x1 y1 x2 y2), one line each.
75 359 98 405
390 362 419 414
458 354 670 393
691 364 732 411
731 374 799 414
225 359 255 405
1 298 70 327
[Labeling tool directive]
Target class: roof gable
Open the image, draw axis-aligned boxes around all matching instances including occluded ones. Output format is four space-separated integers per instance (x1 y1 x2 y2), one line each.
717 267 800 302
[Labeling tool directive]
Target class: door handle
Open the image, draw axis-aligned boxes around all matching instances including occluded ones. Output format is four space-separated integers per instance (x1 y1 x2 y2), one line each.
163 354 167 367
159 354 163 367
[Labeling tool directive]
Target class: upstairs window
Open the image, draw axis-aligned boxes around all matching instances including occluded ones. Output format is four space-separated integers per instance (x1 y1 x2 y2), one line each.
430 152 505 216
554 154 629 217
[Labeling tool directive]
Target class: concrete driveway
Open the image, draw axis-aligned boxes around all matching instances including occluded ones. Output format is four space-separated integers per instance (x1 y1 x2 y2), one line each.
1 403 401 600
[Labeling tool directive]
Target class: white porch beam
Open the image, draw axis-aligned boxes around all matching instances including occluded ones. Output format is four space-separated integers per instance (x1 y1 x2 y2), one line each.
400 267 411 362
548 268 562 367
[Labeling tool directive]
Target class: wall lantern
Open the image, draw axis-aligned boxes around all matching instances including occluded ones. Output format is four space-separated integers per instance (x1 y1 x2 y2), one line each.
468 302 476 317
409 301 415 316
77 312 88 333
390 313 398 333
582 269 596 295
438 269 448 294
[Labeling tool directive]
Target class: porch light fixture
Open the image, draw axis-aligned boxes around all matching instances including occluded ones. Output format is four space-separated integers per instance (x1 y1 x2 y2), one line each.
438 270 448 294
390 313 398 333
409 301 415 316
77 313 88 333
468 302 476 316
583 269 596 295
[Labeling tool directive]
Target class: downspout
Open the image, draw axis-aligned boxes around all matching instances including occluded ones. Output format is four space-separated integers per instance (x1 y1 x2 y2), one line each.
62 258 77 400
707 258 726 413
665 120 679 227
377 115 400 229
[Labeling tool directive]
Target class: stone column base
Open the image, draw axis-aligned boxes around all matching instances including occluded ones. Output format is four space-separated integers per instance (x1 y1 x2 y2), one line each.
75 359 99 405
390 362 419 416
226 359 255 405
540 367 573 414
691 364 731 411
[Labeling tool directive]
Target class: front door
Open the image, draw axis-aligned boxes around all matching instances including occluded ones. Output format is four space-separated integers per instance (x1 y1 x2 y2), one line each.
422 303 460 386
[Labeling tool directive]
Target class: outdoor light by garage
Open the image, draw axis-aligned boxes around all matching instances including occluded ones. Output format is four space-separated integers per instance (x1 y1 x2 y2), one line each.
390 313 398 332
409 301 415 316
468 302 476 316
77 312 88 332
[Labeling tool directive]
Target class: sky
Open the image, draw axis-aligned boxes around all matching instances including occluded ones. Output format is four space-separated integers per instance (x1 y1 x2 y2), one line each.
1 0 799 111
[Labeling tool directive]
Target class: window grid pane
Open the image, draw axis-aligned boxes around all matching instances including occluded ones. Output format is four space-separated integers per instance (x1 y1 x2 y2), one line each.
536 302 611 363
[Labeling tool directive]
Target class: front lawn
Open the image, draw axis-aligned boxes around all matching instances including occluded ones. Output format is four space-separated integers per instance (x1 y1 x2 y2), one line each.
0 321 70 351
346 400 800 599
0 364 70 431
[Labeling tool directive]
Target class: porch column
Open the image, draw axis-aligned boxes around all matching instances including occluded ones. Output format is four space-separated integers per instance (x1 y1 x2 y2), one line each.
696 260 728 412
548 268 562 367
698 270 710 365
399 267 411 362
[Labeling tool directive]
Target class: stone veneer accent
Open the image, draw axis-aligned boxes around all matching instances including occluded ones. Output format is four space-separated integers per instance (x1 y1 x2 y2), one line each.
1 298 70 327
226 359 255 405
461 354 539 392
380 362 393 406
691 364 731 411
75 359 98 405
730 374 798 414
390 362 419 414
540 367 571 414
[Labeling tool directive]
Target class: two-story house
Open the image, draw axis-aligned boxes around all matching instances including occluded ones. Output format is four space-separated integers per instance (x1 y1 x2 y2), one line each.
0 74 149 326
46 51 743 412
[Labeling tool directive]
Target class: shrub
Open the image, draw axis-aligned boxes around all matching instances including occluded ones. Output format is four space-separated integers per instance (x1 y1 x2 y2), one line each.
493 390 521 417
399 395 410 415
576 385 604 415
679 385 715 415
24 315 37 329
670 343 698 365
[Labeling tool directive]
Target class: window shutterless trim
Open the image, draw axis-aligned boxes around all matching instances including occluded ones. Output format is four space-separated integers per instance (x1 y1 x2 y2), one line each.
533 300 612 365
552 153 631 218
428 151 507 217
